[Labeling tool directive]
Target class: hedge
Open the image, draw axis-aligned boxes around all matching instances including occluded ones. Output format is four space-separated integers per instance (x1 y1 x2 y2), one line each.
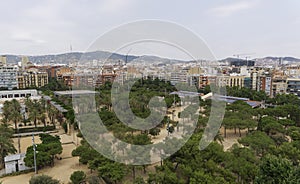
14 125 56 134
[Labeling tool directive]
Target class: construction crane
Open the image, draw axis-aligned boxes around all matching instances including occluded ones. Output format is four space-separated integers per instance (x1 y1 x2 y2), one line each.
233 53 255 60
233 53 255 66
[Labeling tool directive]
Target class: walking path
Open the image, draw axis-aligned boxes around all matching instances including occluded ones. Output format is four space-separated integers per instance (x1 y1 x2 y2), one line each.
2 130 87 184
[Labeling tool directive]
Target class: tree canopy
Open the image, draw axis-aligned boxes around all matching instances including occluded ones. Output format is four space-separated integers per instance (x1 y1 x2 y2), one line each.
24 134 62 169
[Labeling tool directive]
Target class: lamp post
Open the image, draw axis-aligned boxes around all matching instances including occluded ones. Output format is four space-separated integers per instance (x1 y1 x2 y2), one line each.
32 134 37 174
17 125 21 153
167 117 170 136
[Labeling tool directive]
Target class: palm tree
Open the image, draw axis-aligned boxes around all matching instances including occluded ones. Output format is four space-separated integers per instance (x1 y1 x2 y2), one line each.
40 97 46 112
48 107 57 125
38 98 47 127
0 124 16 169
9 99 22 132
1 101 11 125
28 100 42 128
8 100 22 154
39 113 47 128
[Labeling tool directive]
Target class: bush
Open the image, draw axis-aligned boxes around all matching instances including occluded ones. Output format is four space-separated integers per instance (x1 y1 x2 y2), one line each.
16 126 56 134
70 171 86 184
29 175 60 184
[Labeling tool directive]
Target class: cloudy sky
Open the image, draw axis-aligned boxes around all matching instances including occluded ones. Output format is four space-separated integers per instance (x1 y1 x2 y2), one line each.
0 0 300 59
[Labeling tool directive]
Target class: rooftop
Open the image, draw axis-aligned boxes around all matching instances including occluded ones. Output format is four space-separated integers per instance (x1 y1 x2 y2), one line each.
0 89 37 95
4 153 25 162
170 91 200 97
54 90 99 96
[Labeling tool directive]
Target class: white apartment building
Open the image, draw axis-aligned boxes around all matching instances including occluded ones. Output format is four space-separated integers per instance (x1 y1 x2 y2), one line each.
0 66 18 90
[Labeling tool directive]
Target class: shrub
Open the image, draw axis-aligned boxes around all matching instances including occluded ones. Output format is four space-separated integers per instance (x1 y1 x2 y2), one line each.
70 171 86 184
29 175 60 184
16 126 55 134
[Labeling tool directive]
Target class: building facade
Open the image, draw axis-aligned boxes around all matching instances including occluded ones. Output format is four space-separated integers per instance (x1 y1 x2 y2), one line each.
0 89 38 100
216 75 246 88
271 76 287 98
0 66 18 90
4 153 31 174
286 78 300 97
17 71 48 89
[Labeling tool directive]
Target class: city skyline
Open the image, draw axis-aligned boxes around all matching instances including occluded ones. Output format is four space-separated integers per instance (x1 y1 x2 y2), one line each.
1 0 300 60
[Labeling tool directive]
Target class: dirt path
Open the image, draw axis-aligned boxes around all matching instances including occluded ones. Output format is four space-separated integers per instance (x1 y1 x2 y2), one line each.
1 156 88 184
2 130 87 184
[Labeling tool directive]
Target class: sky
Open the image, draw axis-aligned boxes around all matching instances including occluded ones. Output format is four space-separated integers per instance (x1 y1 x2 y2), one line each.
0 0 300 60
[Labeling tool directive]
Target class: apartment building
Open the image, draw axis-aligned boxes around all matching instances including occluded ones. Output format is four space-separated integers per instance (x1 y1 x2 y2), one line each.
199 75 209 89
170 72 188 85
271 73 287 98
286 78 300 97
285 65 300 78
0 65 18 90
56 67 73 80
73 74 94 87
251 72 258 90
216 75 246 88
17 71 48 89
257 76 272 96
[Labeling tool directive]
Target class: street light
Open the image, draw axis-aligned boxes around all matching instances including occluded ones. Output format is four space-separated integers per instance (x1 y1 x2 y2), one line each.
17 125 21 154
167 117 170 136
32 134 37 174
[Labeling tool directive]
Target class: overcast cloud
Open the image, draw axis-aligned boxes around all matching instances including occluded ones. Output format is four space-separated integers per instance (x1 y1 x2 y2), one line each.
0 0 299 59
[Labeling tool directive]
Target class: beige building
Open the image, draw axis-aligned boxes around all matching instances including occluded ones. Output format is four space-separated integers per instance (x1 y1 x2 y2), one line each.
56 67 73 80
18 71 48 89
285 65 300 78
271 72 287 97
216 75 246 88
188 67 203 75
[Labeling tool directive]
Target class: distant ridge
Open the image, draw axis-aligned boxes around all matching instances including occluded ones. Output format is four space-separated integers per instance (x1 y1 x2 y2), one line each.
2 51 300 65
262 56 300 62
2 51 185 65
2 51 139 65
220 56 300 65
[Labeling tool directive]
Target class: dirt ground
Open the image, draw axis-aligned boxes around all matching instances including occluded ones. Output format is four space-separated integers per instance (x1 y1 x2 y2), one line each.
1 157 88 184
220 127 247 151
12 136 42 154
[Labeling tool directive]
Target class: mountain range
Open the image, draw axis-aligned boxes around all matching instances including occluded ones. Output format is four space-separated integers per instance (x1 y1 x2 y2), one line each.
2 51 300 65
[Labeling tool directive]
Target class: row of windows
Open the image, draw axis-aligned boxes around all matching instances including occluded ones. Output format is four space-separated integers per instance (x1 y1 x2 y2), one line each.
0 93 32 98
287 81 300 85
